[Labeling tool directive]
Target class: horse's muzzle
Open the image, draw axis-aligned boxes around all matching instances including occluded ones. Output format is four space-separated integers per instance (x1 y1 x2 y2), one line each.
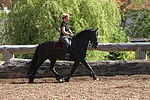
92 42 98 48
92 45 98 48
92 44 98 48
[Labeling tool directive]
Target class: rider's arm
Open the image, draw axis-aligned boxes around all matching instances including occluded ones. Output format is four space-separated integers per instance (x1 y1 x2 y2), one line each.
61 26 70 35
68 28 73 34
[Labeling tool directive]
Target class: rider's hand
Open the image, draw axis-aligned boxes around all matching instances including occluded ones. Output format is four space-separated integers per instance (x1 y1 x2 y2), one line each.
69 34 74 37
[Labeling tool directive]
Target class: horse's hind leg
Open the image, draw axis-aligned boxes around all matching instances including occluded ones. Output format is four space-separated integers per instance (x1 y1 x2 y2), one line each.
65 61 80 82
49 59 63 82
81 60 99 81
27 60 38 76
28 60 45 83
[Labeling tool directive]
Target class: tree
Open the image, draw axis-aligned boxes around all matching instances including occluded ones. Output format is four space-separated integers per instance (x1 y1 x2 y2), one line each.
120 0 131 10
6 0 126 44
120 0 150 38
5 0 127 60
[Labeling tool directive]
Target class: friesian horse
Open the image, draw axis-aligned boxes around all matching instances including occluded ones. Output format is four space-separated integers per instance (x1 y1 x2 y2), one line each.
27 28 99 83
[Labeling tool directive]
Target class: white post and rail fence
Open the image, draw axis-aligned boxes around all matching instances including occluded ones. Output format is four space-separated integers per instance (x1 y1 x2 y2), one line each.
0 43 150 62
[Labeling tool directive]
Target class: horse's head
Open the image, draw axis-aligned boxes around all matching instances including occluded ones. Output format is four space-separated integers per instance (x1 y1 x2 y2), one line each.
90 28 98 48
73 28 98 48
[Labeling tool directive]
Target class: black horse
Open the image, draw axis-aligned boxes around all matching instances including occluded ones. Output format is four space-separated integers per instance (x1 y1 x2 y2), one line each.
27 28 99 83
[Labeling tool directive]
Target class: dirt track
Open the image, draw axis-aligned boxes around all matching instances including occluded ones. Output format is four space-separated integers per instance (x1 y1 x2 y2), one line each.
0 75 150 100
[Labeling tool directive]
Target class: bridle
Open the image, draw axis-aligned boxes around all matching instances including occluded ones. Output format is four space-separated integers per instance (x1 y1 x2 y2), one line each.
90 30 98 48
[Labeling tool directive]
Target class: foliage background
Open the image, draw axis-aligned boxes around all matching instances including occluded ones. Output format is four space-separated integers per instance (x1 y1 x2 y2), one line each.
4 0 127 60
122 10 150 38
1 0 149 60
6 0 126 44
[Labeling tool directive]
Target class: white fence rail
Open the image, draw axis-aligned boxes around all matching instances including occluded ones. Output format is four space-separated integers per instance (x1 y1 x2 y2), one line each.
0 43 150 62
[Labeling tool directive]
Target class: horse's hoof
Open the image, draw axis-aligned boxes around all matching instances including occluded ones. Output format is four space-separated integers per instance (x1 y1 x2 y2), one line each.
58 79 63 83
28 81 33 83
28 79 34 83
94 78 99 81
64 78 69 82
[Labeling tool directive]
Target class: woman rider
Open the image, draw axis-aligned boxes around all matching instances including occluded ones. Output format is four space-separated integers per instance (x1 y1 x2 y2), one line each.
60 13 74 59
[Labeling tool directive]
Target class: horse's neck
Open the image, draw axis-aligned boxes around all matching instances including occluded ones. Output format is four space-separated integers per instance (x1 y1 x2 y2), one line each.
73 30 91 46
73 35 90 47
75 38 88 45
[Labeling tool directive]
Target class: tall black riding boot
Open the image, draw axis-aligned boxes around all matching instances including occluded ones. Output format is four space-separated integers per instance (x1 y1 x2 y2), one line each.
64 45 70 59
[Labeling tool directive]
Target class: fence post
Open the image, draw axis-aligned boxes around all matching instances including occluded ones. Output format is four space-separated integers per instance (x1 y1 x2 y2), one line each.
2 50 14 62
135 47 147 60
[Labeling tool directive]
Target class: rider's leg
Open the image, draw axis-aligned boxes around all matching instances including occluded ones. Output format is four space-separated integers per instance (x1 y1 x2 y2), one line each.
60 36 70 59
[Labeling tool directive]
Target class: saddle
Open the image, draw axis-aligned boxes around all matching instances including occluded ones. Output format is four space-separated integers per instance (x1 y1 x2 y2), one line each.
53 41 64 50
53 38 72 50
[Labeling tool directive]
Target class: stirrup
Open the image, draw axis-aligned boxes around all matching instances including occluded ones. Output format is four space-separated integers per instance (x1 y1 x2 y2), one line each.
64 53 70 59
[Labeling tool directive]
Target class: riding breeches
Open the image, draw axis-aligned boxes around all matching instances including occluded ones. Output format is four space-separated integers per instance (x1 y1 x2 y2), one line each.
60 36 70 46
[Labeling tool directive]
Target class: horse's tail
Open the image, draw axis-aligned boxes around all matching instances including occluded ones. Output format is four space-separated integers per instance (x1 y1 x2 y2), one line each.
27 44 40 76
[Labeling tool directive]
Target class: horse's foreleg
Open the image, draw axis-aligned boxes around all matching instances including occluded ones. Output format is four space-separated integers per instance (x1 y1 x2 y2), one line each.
81 60 99 81
65 61 80 82
49 59 63 82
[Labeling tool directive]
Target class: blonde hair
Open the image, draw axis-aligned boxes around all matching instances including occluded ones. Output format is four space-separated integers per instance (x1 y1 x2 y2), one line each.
61 13 69 19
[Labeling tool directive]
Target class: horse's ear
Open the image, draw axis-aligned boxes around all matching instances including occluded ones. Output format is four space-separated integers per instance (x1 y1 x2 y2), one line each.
96 28 98 31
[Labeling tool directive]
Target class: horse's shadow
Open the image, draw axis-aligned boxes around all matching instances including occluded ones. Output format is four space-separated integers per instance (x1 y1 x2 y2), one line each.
11 80 64 84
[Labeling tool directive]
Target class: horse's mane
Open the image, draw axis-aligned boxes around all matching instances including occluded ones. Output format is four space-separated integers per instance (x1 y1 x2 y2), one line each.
73 28 94 39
